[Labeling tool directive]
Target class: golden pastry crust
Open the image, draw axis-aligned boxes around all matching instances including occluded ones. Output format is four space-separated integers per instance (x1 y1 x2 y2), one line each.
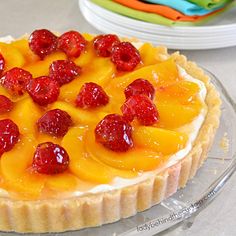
0 47 221 233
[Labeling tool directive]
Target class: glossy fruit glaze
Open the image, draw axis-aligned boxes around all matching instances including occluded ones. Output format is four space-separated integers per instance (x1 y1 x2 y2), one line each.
0 31 204 199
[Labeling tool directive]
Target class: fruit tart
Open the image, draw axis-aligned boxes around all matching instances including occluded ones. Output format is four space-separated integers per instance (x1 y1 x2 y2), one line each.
0 29 221 233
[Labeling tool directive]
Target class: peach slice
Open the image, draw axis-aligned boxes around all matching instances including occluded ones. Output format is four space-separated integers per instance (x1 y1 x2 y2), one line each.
73 49 94 68
156 81 200 105
6 171 45 199
0 136 45 197
0 42 25 70
36 133 62 145
96 96 124 116
23 51 67 78
73 42 95 68
0 136 35 179
154 81 204 129
59 57 115 103
155 98 203 129
106 59 181 95
46 173 79 191
133 126 188 155
10 98 42 134
10 38 40 64
50 101 98 125
0 86 10 98
62 126 113 183
0 167 5 188
139 43 163 66
82 33 95 41
0 86 28 103
85 131 163 171
111 168 138 178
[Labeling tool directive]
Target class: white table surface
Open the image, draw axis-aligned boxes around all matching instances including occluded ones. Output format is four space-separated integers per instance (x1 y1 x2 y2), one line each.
0 0 235 235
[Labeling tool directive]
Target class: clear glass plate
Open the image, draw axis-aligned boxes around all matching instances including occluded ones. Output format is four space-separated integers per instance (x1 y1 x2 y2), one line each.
2 68 236 236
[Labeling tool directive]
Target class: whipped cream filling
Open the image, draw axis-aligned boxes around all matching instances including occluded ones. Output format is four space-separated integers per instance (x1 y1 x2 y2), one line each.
0 35 15 43
70 66 207 197
0 37 207 198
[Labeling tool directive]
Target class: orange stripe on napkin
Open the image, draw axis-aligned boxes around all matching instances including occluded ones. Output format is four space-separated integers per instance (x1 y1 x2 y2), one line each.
113 0 220 21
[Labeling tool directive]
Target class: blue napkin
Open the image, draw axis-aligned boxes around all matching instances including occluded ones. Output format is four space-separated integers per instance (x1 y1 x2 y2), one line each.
141 0 216 15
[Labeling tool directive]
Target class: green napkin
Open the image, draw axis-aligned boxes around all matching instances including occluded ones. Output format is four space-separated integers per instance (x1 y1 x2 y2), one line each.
90 0 232 26
187 0 233 9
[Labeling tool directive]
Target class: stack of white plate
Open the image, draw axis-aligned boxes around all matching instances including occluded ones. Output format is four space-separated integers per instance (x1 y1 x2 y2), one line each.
79 0 236 50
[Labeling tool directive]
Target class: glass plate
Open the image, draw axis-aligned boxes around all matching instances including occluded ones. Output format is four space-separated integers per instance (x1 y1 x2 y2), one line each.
2 68 236 236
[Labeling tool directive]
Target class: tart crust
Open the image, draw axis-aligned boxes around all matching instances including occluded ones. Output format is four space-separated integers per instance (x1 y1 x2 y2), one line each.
0 47 221 233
